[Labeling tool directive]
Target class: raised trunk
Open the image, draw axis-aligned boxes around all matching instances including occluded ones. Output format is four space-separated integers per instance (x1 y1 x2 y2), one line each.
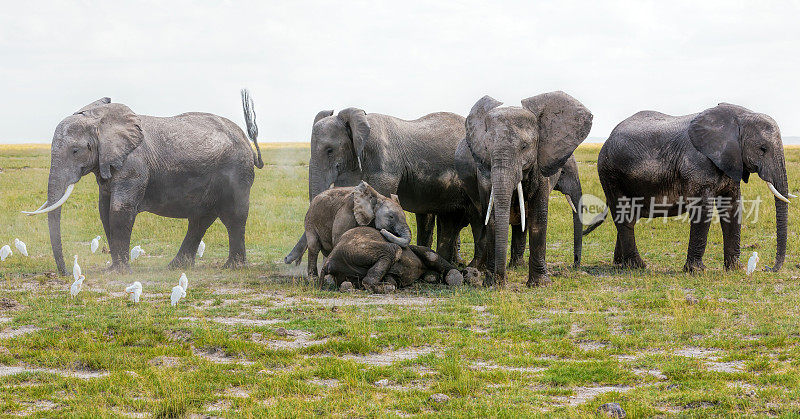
772 174 788 271
47 180 68 275
491 166 514 285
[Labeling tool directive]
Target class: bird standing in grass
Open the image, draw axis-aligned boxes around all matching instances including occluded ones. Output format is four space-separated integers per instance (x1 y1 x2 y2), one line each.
747 251 759 276
130 245 145 261
70 275 84 298
197 240 205 258
125 281 142 303
14 239 28 257
73 255 81 281
0 245 11 261
91 236 102 253
179 273 188 291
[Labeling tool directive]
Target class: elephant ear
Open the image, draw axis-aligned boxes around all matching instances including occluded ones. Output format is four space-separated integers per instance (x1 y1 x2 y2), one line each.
74 97 111 114
352 181 378 225
314 110 334 125
81 103 144 180
338 108 370 171
465 95 503 165
688 104 743 183
522 91 593 177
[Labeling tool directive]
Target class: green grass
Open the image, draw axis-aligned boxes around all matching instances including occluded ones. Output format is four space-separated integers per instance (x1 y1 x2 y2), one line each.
2 142 800 417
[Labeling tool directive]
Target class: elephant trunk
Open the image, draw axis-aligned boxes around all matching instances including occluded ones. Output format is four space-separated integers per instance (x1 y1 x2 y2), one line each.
381 223 412 247
490 164 516 285
571 194 583 268
46 177 69 275
771 173 788 271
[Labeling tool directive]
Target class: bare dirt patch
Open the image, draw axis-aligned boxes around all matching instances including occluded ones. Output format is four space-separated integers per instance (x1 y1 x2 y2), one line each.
341 346 435 366
470 361 547 374
0 325 39 339
9 399 59 416
192 347 255 365
576 340 608 351
254 329 328 350
274 293 441 308
0 364 109 379
706 361 744 373
673 347 720 360
308 378 340 388
148 356 181 368
212 317 285 327
0 297 22 311
556 385 634 406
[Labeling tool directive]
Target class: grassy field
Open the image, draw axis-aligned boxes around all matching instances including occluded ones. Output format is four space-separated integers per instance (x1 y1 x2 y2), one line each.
1 143 800 417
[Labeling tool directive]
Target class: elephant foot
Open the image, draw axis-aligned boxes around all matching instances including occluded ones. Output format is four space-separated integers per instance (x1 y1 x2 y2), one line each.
320 274 337 290
339 281 355 293
527 274 551 287
508 256 525 269
462 267 482 287
422 271 439 284
616 254 647 269
368 282 396 294
724 259 741 271
167 255 195 270
105 263 132 274
445 269 463 286
683 260 706 274
223 256 247 269
482 272 506 288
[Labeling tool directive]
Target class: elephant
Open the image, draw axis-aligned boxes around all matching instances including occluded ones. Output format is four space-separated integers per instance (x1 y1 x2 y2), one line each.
285 181 413 282
595 103 790 272
286 107 473 266
508 155 584 269
320 226 463 292
23 91 264 274
455 92 593 287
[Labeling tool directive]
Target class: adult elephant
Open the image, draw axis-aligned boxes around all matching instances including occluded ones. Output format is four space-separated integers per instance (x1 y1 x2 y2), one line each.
509 155 585 269
595 103 790 272
455 92 593 287
23 92 264 274
286 108 469 264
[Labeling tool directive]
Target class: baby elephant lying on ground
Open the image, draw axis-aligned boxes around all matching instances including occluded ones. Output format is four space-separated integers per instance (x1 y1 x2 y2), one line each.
321 227 464 292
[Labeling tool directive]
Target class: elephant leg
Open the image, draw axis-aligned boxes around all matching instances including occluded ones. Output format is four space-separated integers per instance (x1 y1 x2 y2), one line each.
408 244 457 273
98 189 112 245
614 221 646 269
435 212 462 263
416 213 435 247
169 214 217 269
108 207 137 273
306 233 322 280
684 201 713 273
527 190 550 287
509 223 526 268
219 194 249 268
468 209 487 269
718 194 742 270
362 243 402 292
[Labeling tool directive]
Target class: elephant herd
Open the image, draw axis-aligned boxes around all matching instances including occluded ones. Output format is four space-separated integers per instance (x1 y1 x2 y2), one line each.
25 90 790 290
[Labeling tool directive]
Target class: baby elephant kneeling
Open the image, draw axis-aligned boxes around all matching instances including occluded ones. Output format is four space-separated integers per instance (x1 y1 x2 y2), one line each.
321 227 463 292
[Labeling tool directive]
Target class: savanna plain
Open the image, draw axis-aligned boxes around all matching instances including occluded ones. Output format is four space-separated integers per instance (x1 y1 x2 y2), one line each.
1 143 800 418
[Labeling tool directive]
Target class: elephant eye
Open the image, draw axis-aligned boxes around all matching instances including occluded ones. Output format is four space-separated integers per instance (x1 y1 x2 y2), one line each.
72 147 80 155
326 148 334 156
760 145 768 154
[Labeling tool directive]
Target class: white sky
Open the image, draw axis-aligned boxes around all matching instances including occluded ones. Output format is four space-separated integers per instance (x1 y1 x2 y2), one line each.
1 1 799 143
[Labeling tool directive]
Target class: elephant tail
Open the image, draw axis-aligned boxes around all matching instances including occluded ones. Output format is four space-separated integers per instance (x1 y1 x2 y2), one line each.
241 88 264 169
582 207 608 236
284 232 307 265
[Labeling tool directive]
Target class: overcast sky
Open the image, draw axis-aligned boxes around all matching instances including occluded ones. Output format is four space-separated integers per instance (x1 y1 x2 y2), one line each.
1 1 799 143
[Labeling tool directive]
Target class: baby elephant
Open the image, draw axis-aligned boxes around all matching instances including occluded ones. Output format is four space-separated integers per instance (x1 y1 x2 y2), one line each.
285 181 413 281
321 227 463 292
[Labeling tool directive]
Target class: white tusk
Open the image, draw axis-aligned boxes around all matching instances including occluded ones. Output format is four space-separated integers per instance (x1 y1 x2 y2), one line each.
484 187 494 225
564 194 577 213
767 182 791 204
31 200 49 213
22 184 75 215
517 182 526 232
788 193 798 199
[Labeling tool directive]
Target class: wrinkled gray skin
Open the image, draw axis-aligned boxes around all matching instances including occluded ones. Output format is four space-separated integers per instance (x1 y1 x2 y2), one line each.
596 103 789 272
321 227 458 292
286 108 470 265
509 155 584 268
455 92 593 287
295 181 413 282
30 97 263 275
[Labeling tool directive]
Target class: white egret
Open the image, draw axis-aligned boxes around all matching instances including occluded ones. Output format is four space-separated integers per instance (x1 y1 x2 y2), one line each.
179 273 188 292
197 240 205 258
170 285 185 306
90 236 102 253
747 251 759 276
14 239 28 257
125 281 142 303
70 275 84 298
0 245 11 261
73 255 81 281
130 246 145 261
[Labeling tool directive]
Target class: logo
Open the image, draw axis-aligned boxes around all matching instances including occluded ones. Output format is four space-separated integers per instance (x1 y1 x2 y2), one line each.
577 193 607 225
